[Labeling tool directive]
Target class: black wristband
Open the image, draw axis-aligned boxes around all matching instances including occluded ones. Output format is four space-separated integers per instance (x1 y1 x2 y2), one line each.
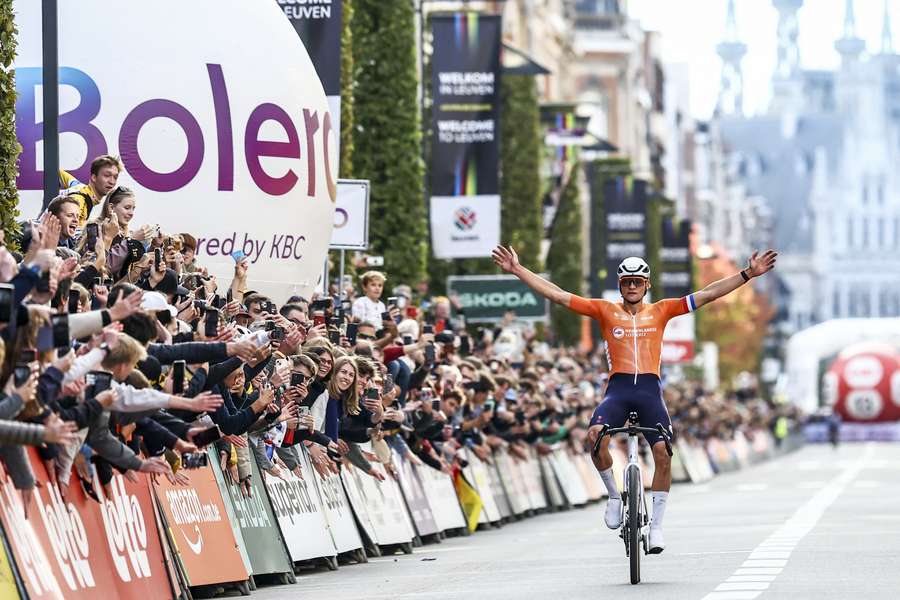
740 269 750 283
101 309 112 326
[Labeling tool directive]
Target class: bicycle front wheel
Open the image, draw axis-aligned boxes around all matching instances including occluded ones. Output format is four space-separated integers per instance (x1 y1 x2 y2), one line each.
627 463 642 585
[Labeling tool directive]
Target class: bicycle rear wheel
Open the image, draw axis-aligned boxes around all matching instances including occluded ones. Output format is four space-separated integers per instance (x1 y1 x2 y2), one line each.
627 464 642 585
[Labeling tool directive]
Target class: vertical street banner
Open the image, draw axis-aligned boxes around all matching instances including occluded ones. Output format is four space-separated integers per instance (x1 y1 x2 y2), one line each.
277 0 343 169
660 217 696 363
430 13 502 258
603 178 648 295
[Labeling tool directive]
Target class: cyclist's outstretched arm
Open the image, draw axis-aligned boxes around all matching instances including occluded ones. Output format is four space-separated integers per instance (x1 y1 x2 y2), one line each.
691 249 777 309
492 245 573 306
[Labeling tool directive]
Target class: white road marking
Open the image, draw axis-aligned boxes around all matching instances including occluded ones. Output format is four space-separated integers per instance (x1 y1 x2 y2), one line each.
702 443 874 600
727 575 777 583
735 483 768 492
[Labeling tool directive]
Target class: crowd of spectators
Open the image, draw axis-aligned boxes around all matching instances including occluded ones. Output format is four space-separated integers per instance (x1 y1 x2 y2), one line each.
0 153 800 512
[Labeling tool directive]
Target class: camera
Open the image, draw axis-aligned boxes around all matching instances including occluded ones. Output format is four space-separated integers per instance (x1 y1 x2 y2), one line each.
181 452 209 469
364 255 384 267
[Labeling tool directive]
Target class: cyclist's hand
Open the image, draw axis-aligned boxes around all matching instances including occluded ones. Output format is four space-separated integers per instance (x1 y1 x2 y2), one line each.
747 249 777 277
491 245 520 274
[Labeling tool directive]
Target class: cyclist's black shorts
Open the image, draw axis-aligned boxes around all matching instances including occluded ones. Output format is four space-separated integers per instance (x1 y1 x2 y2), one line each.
589 373 673 446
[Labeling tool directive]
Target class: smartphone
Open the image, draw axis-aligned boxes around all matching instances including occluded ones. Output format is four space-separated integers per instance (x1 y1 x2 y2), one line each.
420 388 433 401
231 250 246 262
212 295 226 310
19 348 36 363
85 370 113 400
310 299 331 313
329 329 340 345
84 222 99 250
387 296 398 307
67 289 80 314
383 374 394 394
204 309 219 338
312 312 326 327
484 400 495 413
269 325 285 341
402 335 413 346
346 323 358 345
380 311 391 322
195 285 207 301
424 343 435 364
51 315 69 349
36 270 51 293
181 452 209 469
328 316 342 328
154 248 162 271
423 324 435 335
226 288 234 303
290 372 307 387
432 399 441 411
366 388 379 400
13 364 31 387
341 299 351 312
193 299 206 312
36 325 55 352
298 406 311 417
191 425 221 447
172 360 186 394
460 336 471 355
0 283 12 324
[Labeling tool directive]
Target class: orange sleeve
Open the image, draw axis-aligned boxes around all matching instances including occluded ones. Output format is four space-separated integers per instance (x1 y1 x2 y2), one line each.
657 297 690 321
568 295 605 323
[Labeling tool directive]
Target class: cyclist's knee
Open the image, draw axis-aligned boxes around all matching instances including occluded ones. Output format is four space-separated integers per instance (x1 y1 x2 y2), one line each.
651 442 671 467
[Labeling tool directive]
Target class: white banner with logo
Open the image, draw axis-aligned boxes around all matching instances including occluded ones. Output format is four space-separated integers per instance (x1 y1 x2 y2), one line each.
662 312 695 364
13 0 336 302
312 457 364 554
330 179 370 249
413 463 467 532
430 195 500 258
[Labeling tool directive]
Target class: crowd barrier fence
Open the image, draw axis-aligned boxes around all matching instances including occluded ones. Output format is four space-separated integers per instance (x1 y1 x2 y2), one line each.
0 427 800 598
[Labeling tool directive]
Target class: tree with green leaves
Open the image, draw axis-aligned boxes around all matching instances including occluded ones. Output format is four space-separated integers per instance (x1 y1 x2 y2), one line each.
499 74 542 271
546 165 583 345
339 0 354 178
0 0 20 245
351 0 426 285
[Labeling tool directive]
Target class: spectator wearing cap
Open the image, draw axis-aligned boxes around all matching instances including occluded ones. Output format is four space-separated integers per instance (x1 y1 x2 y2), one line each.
352 271 387 329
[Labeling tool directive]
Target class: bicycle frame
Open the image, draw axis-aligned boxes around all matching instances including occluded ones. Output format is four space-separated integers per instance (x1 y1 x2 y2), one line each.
593 412 672 584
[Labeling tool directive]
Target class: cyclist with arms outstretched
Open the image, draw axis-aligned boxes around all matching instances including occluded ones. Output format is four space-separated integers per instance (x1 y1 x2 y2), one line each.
492 245 777 553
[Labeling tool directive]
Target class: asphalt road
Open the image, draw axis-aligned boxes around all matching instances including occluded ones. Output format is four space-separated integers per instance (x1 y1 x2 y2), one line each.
249 442 900 600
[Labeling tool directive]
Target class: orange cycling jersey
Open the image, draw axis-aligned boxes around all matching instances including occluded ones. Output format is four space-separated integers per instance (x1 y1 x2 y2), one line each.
569 294 697 378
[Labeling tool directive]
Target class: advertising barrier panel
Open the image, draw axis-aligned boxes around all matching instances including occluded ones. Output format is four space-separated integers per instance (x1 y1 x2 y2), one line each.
312 454 365 554
414 463 467 532
211 451 294 578
153 461 248 588
547 449 589 506
265 448 336 562
460 449 502 523
391 450 440 537
0 448 173 600
349 460 416 545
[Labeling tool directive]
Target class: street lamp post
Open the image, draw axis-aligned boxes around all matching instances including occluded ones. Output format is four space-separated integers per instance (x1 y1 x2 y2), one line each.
41 0 59 213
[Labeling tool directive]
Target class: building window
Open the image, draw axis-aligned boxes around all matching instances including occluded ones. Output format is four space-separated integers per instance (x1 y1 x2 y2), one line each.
862 217 869 248
879 217 885 248
848 216 855 248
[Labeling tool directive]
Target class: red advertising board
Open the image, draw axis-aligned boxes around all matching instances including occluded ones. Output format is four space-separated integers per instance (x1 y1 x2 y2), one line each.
152 462 248 587
0 448 174 599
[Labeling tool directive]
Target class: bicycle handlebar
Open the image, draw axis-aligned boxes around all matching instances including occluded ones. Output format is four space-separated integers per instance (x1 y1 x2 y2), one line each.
591 423 673 458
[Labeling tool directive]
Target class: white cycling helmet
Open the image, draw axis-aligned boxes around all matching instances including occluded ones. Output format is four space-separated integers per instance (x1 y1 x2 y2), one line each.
617 256 650 279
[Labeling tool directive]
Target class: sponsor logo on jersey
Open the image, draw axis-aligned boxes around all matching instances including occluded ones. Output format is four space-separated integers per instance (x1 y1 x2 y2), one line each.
612 326 625 339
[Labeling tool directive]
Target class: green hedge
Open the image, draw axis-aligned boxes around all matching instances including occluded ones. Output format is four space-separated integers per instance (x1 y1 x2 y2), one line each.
339 0 354 178
351 0 426 285
546 165 583 345
0 0 20 246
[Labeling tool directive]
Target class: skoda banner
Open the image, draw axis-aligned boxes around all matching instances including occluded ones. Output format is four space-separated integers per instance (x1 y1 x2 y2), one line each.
277 0 342 166
603 177 648 295
429 13 502 258
447 275 548 322
13 0 336 302
660 217 695 363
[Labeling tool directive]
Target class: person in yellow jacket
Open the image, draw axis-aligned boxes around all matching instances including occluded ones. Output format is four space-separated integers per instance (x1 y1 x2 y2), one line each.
57 154 122 226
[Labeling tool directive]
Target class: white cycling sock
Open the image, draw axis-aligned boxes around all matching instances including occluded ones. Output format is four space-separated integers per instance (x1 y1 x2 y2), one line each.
600 467 620 499
651 491 668 529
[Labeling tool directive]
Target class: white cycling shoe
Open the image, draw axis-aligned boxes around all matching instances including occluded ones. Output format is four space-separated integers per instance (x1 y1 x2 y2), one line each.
604 497 623 529
648 527 665 554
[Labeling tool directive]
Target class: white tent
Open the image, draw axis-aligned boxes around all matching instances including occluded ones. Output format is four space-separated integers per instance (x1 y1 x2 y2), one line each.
785 318 900 412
